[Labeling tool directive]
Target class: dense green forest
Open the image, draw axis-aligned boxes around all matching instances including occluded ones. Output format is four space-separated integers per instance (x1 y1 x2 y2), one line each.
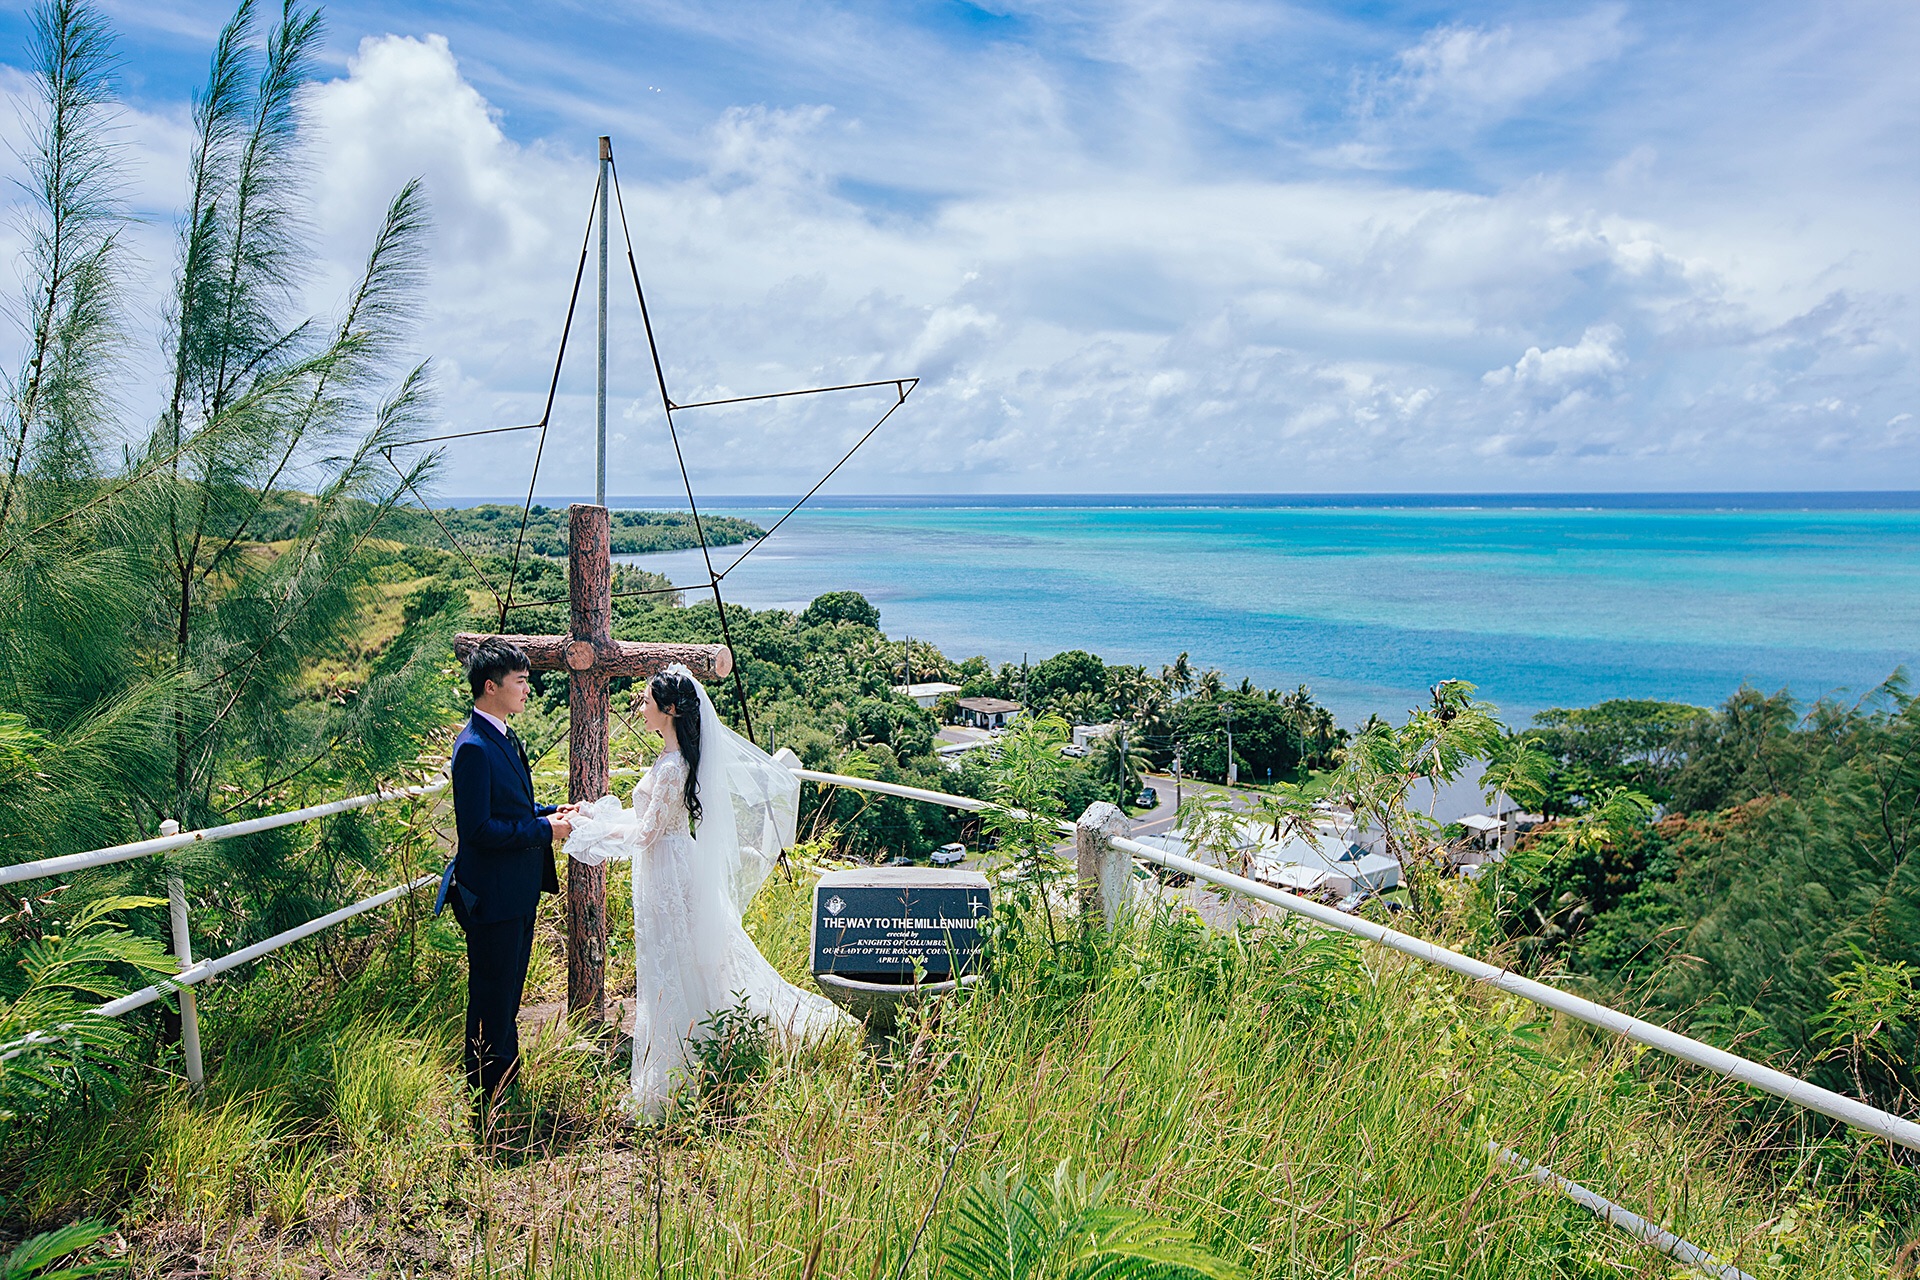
0 0 1915 1273
238 491 763 559
1482 686 1920 1120
386 502 762 559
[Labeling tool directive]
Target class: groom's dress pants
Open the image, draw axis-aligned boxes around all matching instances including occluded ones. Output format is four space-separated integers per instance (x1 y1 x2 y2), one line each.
454 899 537 1098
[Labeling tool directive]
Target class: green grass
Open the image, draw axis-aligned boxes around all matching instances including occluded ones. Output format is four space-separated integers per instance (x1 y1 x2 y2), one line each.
4 864 1911 1277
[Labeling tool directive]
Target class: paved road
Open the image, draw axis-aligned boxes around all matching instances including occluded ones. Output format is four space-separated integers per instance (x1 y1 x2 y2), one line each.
1126 772 1272 837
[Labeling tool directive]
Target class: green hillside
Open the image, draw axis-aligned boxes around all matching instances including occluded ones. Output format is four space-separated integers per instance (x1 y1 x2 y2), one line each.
9 853 1904 1277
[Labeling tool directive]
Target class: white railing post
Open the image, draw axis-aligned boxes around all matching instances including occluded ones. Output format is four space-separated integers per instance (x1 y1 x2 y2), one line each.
1074 801 1132 929
157 820 204 1091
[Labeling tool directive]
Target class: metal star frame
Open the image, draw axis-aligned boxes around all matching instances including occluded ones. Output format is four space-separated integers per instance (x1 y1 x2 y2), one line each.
383 147 918 739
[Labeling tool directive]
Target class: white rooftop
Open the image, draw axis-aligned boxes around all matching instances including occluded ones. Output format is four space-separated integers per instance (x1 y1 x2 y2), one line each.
1138 823 1401 894
891 681 962 698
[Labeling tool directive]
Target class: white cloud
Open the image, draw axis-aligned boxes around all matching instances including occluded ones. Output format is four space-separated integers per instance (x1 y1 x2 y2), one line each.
1384 9 1628 119
1349 6 1631 158
194 33 1920 492
2 3 1917 494
1483 325 1626 390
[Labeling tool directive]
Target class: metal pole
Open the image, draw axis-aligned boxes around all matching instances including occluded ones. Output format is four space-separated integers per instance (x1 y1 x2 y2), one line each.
1491 1144 1754 1279
596 135 611 508
157 819 204 1091
1224 704 1236 786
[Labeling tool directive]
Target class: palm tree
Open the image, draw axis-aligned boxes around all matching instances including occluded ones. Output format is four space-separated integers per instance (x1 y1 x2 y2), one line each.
1196 668 1224 701
835 706 876 750
1161 651 1194 696
1306 705 1341 768
1481 735 1553 814
1106 666 1154 721
1057 689 1109 726
1088 728 1150 804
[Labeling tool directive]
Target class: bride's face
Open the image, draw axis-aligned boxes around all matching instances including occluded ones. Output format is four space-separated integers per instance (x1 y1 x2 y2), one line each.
640 687 672 736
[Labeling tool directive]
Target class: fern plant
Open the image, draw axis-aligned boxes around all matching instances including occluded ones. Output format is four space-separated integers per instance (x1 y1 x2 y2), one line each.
0 1218 121 1279
935 1162 1242 1280
0 895 176 1123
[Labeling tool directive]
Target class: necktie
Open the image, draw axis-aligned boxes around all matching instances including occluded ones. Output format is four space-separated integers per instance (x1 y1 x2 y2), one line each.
507 728 532 776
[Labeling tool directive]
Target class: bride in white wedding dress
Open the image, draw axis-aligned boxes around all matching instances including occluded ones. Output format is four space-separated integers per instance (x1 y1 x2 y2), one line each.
562 665 851 1115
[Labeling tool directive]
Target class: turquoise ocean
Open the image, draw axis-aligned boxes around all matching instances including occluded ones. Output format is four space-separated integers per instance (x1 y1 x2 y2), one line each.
592 494 1920 726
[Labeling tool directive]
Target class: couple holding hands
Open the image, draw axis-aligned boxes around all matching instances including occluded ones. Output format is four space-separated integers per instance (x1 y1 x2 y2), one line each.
444 639 847 1117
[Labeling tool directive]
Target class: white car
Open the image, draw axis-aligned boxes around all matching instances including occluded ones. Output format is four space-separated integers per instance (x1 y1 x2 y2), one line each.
931 843 967 866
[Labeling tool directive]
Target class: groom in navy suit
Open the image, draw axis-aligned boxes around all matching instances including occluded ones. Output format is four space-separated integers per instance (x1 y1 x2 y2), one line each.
448 639 575 1100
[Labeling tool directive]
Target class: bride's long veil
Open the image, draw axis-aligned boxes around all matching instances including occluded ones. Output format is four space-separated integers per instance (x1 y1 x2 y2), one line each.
678 668 799 923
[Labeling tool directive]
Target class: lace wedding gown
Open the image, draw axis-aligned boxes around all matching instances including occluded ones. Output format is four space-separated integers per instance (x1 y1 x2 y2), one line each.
564 750 850 1115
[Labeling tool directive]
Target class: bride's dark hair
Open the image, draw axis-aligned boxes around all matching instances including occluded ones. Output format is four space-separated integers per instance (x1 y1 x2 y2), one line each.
648 671 703 827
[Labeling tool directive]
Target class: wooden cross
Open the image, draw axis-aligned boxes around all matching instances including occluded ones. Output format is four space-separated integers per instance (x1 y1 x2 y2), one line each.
454 503 732 1024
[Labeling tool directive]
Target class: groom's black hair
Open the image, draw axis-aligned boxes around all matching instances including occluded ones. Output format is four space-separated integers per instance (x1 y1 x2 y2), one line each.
466 639 531 699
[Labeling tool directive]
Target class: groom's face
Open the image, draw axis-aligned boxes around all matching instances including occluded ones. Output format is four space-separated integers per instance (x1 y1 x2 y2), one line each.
485 670 531 716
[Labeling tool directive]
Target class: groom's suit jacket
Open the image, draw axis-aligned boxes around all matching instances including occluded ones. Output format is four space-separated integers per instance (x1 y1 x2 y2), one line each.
449 712 559 924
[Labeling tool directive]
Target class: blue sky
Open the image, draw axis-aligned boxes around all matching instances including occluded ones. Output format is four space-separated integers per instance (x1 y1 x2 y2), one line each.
3 0 1917 496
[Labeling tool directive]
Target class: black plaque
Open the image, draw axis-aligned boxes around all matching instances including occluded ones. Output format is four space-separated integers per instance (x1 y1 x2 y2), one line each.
811 867 991 980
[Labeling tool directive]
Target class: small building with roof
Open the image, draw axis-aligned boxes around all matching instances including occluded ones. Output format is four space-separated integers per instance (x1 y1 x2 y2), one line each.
955 696 1022 730
891 681 963 709
1134 824 1401 899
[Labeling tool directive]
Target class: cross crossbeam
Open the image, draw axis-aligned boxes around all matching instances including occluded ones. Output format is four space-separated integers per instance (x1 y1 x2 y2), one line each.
451 634 732 680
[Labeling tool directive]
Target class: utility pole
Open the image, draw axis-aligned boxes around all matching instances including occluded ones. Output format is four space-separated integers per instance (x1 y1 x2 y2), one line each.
595 136 610 507
1224 701 1237 786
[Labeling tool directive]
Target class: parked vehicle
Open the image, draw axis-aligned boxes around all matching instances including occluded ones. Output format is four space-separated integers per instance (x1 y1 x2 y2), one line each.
931 843 967 866
1334 890 1373 914
1060 744 1087 758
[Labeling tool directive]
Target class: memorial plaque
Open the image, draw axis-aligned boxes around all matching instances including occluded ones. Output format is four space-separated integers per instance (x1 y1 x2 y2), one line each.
811 867 991 981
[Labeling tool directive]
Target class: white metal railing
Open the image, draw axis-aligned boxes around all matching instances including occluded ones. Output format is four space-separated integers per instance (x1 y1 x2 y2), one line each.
1106 831 1920 1153
0 761 1894 1270
792 764 1920 1153
1490 1142 1750 1280
0 780 448 1085
0 781 448 888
